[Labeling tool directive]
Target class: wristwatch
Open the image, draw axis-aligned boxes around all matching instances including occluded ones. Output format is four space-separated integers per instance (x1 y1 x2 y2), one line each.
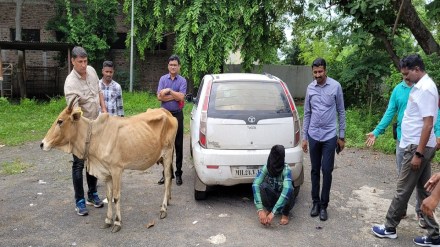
415 151 424 158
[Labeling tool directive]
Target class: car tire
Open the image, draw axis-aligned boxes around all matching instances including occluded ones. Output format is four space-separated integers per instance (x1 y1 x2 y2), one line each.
293 185 300 199
190 138 193 158
194 189 207 200
194 171 207 200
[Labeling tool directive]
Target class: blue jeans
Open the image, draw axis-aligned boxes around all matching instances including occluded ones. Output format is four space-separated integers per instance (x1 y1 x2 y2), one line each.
260 182 295 216
72 154 98 203
308 135 337 209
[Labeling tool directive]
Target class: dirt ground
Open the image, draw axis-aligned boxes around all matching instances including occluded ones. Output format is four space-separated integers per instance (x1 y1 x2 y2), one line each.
1 136 440 247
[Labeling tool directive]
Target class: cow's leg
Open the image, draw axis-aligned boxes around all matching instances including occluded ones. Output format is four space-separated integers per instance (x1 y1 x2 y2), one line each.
160 149 173 219
111 171 123 233
102 176 113 229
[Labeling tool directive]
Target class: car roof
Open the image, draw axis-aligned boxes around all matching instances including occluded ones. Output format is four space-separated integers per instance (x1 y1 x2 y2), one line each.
207 73 281 83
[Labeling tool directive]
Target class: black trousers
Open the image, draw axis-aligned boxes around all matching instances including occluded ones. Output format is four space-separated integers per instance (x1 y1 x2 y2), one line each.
308 135 337 209
171 110 184 176
260 182 295 216
72 154 98 203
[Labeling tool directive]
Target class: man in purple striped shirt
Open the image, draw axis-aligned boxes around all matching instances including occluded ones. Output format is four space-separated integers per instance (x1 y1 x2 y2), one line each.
157 55 187 186
302 58 346 221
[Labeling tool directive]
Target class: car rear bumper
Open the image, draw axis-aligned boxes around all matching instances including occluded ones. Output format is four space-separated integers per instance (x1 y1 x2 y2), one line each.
192 143 303 187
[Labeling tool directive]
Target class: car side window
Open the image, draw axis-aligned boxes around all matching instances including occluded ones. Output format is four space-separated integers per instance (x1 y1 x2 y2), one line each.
195 78 205 106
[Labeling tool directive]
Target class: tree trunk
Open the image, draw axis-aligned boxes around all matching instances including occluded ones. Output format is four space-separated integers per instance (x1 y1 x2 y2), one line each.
393 0 440 55
15 0 26 98
376 32 400 70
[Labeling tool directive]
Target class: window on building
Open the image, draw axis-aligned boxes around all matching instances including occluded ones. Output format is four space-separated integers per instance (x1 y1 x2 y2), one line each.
155 36 167 51
111 33 127 49
10 29 40 42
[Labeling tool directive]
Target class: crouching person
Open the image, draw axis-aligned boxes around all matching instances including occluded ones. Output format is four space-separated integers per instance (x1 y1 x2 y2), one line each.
252 145 295 226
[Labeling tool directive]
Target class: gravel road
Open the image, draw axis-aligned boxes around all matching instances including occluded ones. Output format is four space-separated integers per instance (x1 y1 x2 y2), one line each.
0 135 439 247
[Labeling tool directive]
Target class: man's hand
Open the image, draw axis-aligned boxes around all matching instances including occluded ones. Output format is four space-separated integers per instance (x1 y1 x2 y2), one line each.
258 210 269 226
337 138 345 152
411 155 422 170
365 132 376 147
421 196 439 217
302 140 308 153
425 173 440 192
266 212 274 225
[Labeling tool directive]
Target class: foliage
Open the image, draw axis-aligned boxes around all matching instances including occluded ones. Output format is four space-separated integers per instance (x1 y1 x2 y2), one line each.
124 0 288 86
46 0 119 64
0 93 192 146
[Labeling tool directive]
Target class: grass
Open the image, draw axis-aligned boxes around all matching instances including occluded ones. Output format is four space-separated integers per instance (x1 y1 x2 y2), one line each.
0 92 192 146
1 94 438 163
0 158 31 175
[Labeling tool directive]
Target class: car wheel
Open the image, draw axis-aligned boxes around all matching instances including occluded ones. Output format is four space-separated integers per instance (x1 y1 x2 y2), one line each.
190 138 193 158
293 185 300 199
194 189 207 200
194 170 207 200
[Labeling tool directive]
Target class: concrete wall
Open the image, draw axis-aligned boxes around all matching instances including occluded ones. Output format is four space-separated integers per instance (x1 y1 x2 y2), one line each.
224 64 312 99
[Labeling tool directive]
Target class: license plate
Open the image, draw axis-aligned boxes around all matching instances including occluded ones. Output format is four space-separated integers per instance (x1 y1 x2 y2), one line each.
232 166 261 177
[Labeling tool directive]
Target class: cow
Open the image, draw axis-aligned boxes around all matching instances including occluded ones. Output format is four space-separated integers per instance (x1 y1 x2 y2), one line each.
40 97 177 233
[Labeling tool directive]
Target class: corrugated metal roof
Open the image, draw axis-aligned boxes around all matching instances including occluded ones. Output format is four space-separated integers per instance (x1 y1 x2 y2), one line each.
0 41 74 51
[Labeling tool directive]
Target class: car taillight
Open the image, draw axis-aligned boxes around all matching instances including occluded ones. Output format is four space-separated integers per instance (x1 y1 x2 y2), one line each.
280 81 301 147
199 80 212 148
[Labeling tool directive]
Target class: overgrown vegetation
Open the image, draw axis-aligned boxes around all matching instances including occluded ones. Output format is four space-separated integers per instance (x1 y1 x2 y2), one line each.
0 93 192 146
1 94 439 163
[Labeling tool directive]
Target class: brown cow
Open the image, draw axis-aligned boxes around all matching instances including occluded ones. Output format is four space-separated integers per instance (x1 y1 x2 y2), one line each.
40 98 177 232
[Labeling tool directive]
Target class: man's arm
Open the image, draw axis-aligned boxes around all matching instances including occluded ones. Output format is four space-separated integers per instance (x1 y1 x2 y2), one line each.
99 92 107 113
422 172 440 217
302 89 311 153
336 84 346 151
116 85 124 117
366 88 399 147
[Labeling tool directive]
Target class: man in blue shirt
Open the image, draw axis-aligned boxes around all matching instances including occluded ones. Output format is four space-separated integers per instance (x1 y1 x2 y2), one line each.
157 55 187 186
302 58 346 221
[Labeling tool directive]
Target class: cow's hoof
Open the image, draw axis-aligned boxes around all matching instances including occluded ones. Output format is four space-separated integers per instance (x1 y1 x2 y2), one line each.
101 223 112 229
160 211 167 219
111 225 122 233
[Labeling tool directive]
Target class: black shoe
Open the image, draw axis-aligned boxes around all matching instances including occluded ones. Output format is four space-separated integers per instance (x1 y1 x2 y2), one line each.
320 208 328 221
157 176 165 185
310 204 320 217
176 176 182 186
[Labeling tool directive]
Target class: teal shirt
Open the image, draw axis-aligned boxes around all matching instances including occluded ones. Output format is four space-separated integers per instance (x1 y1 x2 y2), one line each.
252 164 293 215
373 81 440 140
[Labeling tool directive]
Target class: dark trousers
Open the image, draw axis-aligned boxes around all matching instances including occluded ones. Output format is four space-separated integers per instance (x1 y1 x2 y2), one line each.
72 154 98 203
308 135 337 209
171 110 184 177
260 182 295 216
385 144 439 238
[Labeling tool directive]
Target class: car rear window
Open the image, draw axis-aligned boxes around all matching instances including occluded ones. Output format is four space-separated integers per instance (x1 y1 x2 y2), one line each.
211 81 290 112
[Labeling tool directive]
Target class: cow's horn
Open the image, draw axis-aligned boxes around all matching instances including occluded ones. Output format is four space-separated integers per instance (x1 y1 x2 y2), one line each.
67 95 79 113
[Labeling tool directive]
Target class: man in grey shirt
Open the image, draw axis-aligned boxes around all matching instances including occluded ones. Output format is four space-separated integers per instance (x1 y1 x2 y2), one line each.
302 58 346 221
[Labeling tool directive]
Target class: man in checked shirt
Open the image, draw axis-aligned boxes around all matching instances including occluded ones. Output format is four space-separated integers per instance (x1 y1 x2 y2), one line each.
99 60 124 117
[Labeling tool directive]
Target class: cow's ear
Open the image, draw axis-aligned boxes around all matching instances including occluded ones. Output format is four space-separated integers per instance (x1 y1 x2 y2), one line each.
71 111 82 121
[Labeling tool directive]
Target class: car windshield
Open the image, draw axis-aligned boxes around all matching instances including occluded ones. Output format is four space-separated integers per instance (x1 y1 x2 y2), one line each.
211 81 290 112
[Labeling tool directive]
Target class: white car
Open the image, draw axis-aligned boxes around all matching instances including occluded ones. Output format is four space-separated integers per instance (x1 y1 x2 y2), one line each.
188 73 304 200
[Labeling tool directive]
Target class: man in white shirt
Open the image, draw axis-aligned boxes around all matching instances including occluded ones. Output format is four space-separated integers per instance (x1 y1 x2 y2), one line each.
371 54 440 246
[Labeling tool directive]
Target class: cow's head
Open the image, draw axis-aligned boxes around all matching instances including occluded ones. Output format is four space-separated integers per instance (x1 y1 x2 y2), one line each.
40 96 83 153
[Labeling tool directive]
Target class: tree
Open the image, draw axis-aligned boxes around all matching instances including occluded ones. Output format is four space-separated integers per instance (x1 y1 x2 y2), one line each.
47 0 118 65
125 0 290 85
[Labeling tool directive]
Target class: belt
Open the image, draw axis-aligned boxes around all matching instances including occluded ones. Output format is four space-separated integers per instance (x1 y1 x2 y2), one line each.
168 109 182 114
